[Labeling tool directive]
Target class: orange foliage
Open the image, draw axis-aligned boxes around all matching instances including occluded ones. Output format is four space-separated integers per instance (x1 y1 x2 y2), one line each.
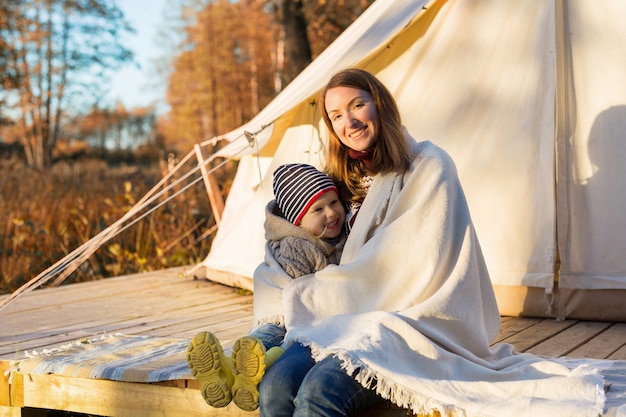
0 158 216 295
161 0 375 153
164 0 277 153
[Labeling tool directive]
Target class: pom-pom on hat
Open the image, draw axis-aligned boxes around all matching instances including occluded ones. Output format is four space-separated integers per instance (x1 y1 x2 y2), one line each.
273 163 338 225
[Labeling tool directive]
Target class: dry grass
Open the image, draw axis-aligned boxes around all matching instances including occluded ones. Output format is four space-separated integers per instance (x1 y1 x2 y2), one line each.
0 157 222 295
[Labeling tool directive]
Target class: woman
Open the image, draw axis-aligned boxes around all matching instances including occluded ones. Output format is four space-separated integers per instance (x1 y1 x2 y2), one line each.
253 69 604 417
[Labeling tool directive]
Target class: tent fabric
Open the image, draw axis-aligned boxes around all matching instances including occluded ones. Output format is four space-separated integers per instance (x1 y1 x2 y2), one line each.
556 0 626 290
201 0 626 320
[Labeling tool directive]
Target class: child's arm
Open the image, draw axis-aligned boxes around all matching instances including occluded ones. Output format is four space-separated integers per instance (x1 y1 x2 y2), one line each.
271 236 329 278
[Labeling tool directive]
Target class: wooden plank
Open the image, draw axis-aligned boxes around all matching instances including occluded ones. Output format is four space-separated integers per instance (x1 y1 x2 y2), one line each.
2 266 237 322
200 266 254 292
0 287 247 345
609 344 626 361
0 273 252 357
20 372 256 417
141 309 254 339
3 277 232 332
0 267 191 315
491 316 542 344
0 296 252 359
0 405 22 417
1 275 227 322
524 320 612 357
2 366 24 408
0 290 244 347
568 323 626 359
0 299 252 359
0 361 18 408
12 372 429 417
498 319 577 352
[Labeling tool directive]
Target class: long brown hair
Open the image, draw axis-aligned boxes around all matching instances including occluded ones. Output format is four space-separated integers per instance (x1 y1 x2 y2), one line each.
320 68 411 202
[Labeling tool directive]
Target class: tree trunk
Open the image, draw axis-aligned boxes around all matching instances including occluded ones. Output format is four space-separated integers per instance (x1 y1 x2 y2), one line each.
281 0 311 87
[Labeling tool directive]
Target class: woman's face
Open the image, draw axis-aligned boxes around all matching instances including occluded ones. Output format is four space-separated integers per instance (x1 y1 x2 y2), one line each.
325 86 379 152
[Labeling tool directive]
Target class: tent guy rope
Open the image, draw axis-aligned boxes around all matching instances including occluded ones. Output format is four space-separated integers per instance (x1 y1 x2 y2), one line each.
0 134 252 313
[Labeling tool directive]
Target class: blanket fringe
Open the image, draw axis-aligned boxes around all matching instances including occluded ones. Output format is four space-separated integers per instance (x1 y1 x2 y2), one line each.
303 340 465 417
24 333 123 358
7 333 125 387
254 314 285 331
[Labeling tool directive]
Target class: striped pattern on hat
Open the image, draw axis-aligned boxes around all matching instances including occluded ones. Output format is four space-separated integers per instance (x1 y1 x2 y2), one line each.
273 163 338 225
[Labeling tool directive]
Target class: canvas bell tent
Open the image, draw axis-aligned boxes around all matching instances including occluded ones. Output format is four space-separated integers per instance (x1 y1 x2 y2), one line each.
197 0 626 322
3 0 625 321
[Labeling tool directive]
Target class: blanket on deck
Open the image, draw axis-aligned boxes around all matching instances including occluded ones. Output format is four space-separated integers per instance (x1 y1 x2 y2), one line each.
9 335 626 416
254 139 611 417
14 334 194 383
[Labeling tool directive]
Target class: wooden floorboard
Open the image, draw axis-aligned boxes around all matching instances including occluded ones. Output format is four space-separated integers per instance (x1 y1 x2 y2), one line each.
0 266 254 358
569 323 626 359
525 320 613 357
491 316 541 343
497 318 577 352
1 266 625 417
608 340 626 360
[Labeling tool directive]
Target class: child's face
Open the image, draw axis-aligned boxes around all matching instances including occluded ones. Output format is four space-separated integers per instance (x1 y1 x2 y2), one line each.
299 190 345 239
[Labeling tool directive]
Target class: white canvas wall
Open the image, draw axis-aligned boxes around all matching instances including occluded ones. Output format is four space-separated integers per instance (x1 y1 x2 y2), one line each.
201 0 626 319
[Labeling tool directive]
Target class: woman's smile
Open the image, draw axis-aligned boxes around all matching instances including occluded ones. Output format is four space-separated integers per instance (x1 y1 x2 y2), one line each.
349 126 367 139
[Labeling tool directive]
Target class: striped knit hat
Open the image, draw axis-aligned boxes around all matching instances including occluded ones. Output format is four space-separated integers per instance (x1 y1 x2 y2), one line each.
273 163 338 225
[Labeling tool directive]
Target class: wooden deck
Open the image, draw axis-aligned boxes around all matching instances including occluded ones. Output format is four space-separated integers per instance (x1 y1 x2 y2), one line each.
1 266 625 417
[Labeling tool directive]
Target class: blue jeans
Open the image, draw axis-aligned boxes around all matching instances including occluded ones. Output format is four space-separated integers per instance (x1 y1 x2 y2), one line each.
250 323 286 351
259 343 380 417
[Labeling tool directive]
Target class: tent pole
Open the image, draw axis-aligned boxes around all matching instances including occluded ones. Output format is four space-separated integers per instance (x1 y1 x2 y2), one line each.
194 144 225 226
553 0 576 320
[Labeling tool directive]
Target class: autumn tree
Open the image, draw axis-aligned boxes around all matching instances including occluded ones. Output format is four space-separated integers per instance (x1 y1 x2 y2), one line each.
302 0 375 57
278 0 311 88
0 0 23 124
161 0 374 152
269 0 376 88
0 0 134 169
164 0 277 152
67 103 158 152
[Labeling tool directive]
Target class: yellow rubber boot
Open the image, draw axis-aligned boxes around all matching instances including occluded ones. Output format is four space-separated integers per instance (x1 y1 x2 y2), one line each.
231 336 274 411
265 346 285 368
187 331 234 408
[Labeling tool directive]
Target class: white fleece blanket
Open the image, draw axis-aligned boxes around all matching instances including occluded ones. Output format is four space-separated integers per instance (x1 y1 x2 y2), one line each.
253 139 606 417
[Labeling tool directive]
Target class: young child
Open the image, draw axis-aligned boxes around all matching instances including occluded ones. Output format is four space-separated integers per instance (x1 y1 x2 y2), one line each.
187 163 347 411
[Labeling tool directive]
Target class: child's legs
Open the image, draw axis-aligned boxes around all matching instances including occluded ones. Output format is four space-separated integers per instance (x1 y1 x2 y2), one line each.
293 354 380 417
259 342 316 417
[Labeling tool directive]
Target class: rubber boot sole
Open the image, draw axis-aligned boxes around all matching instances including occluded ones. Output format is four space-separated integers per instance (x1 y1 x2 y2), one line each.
231 336 267 411
187 331 234 408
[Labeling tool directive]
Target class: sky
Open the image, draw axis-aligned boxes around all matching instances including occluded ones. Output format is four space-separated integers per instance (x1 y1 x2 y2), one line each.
108 0 169 110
